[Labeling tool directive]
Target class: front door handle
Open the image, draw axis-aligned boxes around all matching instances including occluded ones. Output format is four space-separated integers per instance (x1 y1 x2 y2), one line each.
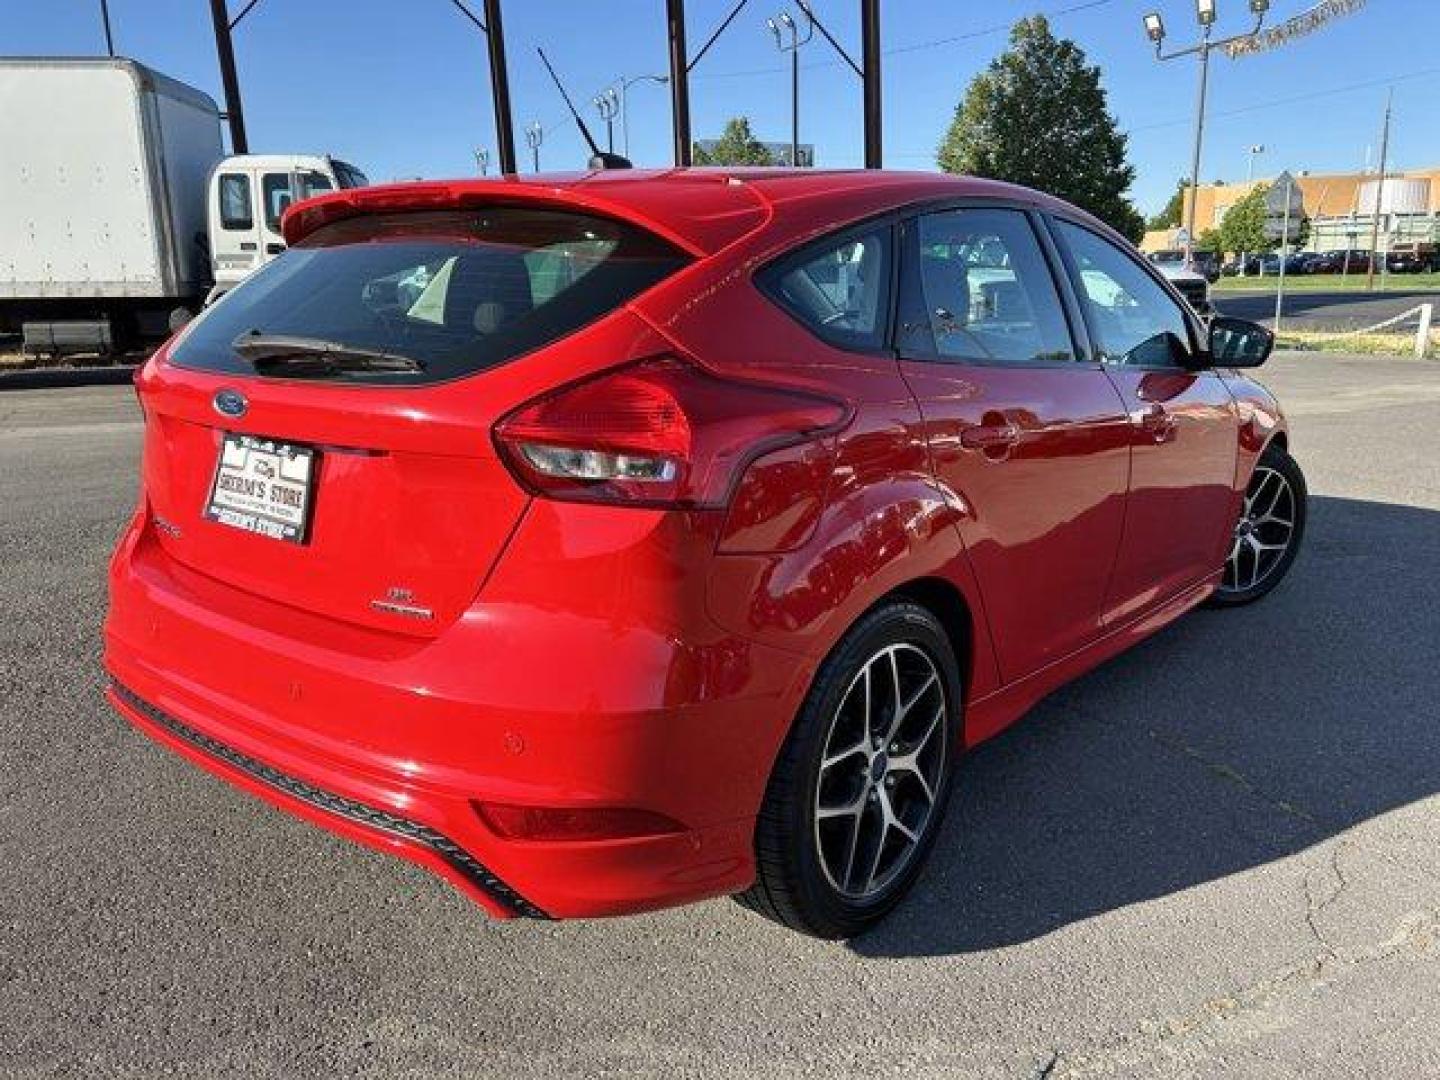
1137 403 1178 442
960 422 1021 451
265 242 286 255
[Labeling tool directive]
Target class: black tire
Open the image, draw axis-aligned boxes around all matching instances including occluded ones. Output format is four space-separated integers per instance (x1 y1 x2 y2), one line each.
1209 442 1307 607
735 600 961 938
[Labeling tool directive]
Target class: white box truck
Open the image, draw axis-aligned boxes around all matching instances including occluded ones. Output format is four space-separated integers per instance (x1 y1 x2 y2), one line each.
0 57 224 349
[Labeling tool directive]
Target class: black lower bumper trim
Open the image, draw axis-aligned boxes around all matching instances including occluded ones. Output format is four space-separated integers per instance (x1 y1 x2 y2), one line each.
110 681 549 919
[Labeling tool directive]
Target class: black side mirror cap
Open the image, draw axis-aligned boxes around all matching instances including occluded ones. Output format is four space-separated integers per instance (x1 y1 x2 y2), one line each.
1207 316 1274 368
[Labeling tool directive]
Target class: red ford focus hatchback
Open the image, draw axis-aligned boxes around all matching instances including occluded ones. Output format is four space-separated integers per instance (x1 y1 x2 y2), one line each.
106 169 1304 937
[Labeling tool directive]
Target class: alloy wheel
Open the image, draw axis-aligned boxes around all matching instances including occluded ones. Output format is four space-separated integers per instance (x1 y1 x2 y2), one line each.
813 643 947 900
1223 464 1297 593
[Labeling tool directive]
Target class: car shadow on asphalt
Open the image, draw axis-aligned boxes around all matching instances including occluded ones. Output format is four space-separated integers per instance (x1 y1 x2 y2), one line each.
852 495 1440 958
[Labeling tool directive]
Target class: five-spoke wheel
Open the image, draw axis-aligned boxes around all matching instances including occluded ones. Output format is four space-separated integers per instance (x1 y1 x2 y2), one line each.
1213 442 1307 605
737 601 959 938
814 644 946 900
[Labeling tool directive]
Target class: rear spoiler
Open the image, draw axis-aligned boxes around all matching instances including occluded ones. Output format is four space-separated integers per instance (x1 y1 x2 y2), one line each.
280 175 769 258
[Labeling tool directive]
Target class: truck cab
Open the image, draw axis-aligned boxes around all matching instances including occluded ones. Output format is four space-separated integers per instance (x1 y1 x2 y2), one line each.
205 154 368 303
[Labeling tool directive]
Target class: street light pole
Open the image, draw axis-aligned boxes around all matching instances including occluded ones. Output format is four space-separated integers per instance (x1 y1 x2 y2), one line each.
1246 143 1264 182
1185 28 1212 264
767 10 812 166
593 88 619 154
1143 1 1270 269
525 121 543 173
615 74 669 159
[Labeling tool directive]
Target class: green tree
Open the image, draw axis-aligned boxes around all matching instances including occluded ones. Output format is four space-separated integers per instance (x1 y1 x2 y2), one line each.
1217 183 1310 255
1195 227 1223 252
692 117 774 166
937 15 1145 242
1149 180 1187 231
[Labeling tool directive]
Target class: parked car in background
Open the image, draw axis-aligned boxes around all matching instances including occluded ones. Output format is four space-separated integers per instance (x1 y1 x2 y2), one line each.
1387 242 1438 273
106 169 1301 938
1324 249 1372 274
1149 248 1221 283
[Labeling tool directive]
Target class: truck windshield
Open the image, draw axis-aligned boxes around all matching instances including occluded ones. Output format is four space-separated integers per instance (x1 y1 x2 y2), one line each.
263 171 334 230
170 207 689 385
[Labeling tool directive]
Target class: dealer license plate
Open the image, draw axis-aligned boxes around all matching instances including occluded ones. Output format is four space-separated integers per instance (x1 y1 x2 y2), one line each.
203 432 317 544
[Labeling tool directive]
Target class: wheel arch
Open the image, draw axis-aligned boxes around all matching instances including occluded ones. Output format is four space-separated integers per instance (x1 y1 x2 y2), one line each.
884 576 976 700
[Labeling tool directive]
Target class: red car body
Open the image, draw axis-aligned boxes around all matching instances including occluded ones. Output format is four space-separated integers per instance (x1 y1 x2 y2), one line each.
105 169 1286 920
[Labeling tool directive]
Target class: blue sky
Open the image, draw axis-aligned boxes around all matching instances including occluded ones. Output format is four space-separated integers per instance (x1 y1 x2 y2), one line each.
5 0 1435 215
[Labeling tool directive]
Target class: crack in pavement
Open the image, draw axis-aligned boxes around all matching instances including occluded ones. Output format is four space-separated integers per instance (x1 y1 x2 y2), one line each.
1042 833 1440 1078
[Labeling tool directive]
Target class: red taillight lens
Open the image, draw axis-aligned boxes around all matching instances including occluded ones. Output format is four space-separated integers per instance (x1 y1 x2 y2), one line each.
493 357 847 507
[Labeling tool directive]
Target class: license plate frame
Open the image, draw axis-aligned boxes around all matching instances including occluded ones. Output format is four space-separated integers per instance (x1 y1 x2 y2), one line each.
203 432 318 545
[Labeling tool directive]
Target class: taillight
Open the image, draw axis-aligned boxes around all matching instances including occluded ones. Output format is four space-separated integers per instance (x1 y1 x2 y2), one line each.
493 357 848 508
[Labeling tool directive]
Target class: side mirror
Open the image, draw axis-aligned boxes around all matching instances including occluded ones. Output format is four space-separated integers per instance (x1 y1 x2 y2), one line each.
1208 316 1273 368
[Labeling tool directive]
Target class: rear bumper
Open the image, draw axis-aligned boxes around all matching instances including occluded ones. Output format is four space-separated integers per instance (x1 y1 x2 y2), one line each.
104 511 810 919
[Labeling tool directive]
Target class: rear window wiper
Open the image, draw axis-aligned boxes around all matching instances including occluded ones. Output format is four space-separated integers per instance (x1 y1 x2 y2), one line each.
232 332 425 375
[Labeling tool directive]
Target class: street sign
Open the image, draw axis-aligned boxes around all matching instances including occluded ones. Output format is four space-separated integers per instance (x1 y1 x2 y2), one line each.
1265 171 1303 214
1263 170 1303 243
1174 227 1191 246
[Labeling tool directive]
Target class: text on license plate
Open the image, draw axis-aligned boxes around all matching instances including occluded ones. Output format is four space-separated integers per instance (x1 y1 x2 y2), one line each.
203 432 316 544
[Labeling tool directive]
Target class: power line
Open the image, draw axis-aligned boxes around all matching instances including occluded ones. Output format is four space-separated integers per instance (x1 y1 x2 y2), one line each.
691 0 1114 80
1127 64 1440 134
890 64 1440 166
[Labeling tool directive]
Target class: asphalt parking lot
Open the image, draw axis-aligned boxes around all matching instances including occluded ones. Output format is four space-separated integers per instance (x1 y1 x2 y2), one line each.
3 351 1439 1079
1213 288 1439 331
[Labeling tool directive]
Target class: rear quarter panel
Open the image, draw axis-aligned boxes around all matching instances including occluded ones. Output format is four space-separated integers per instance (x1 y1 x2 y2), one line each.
634 216 1002 704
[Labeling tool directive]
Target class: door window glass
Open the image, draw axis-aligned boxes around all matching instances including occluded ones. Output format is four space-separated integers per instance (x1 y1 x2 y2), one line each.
765 226 892 351
1055 220 1193 368
218 173 253 231
897 209 1074 364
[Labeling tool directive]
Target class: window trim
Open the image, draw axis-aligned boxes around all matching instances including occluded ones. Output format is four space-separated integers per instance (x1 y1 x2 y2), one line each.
892 205 1091 370
217 172 254 232
1042 212 1208 372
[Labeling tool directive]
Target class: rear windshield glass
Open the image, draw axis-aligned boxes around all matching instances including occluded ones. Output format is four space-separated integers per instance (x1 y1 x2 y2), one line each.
171 207 690 385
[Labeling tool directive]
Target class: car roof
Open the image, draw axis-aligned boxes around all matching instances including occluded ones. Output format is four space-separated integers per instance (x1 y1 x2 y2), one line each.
281 167 1099 255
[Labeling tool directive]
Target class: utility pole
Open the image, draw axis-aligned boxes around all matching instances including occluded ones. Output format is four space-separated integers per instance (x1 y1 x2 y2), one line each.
1365 89 1393 292
208 0 248 153
666 0 692 165
861 0 881 168
99 0 115 56
480 0 517 174
525 121 543 173
474 147 490 175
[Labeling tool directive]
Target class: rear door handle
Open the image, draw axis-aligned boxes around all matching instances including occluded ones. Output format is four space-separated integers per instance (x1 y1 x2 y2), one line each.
960 423 1021 450
1137 403 1178 442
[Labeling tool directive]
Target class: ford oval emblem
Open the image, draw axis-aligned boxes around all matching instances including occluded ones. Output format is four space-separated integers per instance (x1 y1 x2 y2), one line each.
213 389 248 418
